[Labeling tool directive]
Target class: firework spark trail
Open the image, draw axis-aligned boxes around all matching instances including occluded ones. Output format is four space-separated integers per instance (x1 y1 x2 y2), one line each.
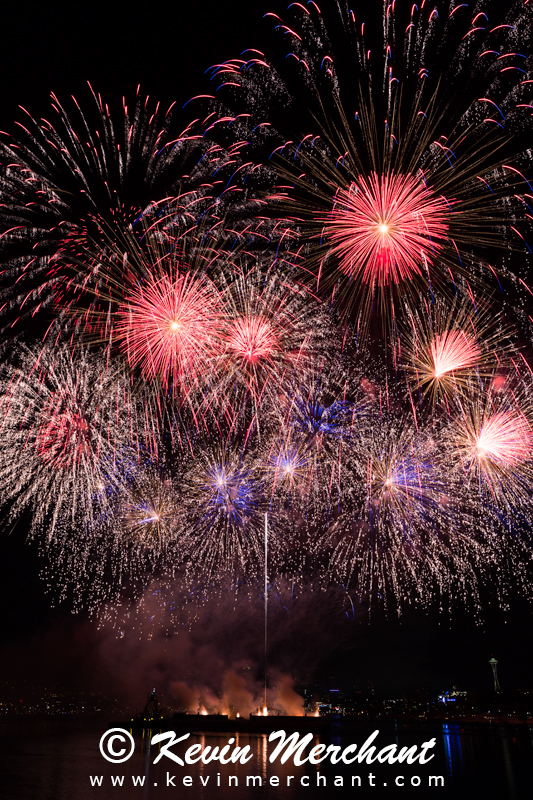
90 575 361 712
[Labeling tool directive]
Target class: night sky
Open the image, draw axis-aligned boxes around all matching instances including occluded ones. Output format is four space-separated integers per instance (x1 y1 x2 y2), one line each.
0 0 532 707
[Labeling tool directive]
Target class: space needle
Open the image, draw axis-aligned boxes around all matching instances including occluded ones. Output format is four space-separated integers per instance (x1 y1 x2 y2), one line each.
489 657 501 693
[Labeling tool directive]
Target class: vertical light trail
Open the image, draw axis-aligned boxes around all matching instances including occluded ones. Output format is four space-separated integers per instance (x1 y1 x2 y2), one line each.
264 512 268 716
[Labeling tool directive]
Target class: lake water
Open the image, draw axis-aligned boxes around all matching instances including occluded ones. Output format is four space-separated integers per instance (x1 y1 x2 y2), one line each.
1 719 532 799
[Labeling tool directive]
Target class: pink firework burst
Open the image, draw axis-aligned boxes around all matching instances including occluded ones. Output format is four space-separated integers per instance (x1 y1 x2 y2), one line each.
474 412 532 467
117 269 225 394
323 172 450 286
401 294 505 403
225 315 279 365
35 392 92 470
212 268 329 420
430 330 481 379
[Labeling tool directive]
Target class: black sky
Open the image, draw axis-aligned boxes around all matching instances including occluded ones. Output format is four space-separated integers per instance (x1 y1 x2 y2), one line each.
0 0 274 124
0 0 532 702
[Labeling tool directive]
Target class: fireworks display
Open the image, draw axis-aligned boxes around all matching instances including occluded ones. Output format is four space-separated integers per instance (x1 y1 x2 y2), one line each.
1 0 533 619
200 0 533 325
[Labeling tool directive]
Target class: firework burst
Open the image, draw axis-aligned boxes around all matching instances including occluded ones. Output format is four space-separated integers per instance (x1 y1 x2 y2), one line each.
114 470 181 551
449 381 533 501
426 331 480 381
55 220 248 422
266 441 313 498
213 265 332 425
117 267 226 398
324 172 450 287
0 86 228 332
0 343 149 541
401 294 509 403
264 361 368 516
200 0 533 327
182 445 265 580
286 370 367 452
325 414 484 610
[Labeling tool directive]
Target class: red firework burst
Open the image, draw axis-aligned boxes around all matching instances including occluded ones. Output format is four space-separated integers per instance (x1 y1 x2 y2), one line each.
35 391 92 470
322 173 450 286
224 315 279 365
117 269 225 393
210 267 329 419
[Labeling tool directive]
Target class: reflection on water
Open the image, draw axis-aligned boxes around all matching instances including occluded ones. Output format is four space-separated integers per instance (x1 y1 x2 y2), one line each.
442 723 463 777
0 720 532 800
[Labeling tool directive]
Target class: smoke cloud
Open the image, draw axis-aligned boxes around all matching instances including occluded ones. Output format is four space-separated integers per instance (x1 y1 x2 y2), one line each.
0 577 360 715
